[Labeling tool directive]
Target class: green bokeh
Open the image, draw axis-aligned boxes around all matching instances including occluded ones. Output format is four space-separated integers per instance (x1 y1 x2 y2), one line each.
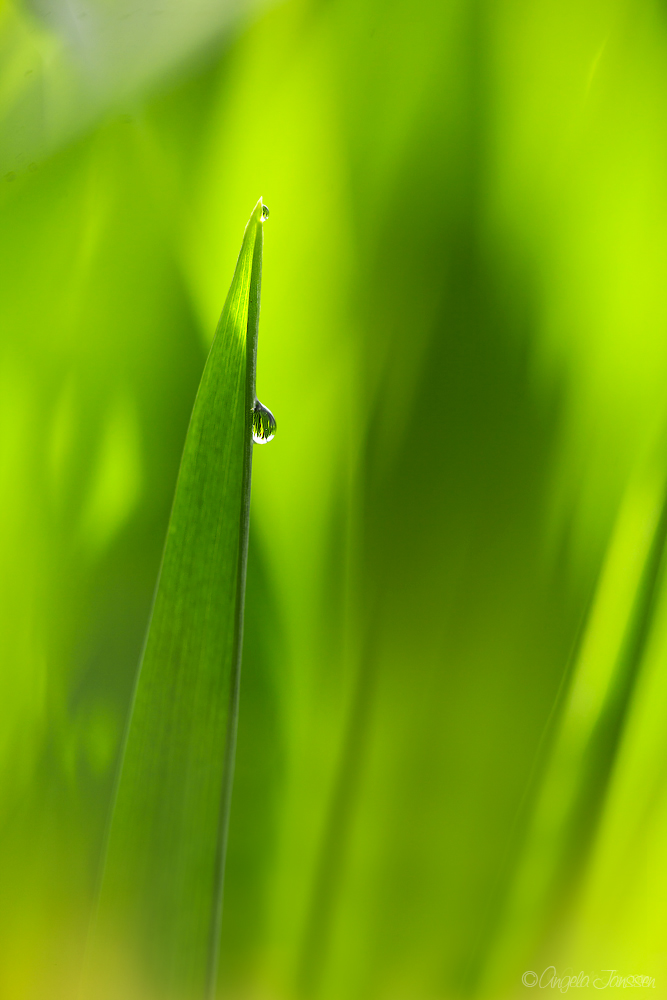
2 0 667 996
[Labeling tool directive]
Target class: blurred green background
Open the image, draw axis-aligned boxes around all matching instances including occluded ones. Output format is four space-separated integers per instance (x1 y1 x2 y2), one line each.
2 0 667 996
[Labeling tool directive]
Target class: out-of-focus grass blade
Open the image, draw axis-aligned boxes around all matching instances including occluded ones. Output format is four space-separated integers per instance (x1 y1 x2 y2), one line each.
82 198 266 1000
478 459 667 990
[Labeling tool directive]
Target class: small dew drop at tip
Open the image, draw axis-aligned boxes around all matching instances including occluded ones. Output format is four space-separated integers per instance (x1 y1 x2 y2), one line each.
261 204 270 220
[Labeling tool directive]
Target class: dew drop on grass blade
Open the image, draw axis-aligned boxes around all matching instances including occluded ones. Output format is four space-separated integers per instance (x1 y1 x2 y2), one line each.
81 198 273 1000
252 400 277 443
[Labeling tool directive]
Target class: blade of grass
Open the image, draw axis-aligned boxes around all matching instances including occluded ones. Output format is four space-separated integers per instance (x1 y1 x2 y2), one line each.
81 198 266 1000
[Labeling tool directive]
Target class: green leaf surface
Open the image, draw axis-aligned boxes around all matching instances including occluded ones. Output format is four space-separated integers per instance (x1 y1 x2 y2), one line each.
82 198 265 1000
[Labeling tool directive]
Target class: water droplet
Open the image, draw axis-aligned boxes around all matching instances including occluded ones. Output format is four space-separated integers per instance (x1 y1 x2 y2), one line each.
252 400 276 444
261 204 270 220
